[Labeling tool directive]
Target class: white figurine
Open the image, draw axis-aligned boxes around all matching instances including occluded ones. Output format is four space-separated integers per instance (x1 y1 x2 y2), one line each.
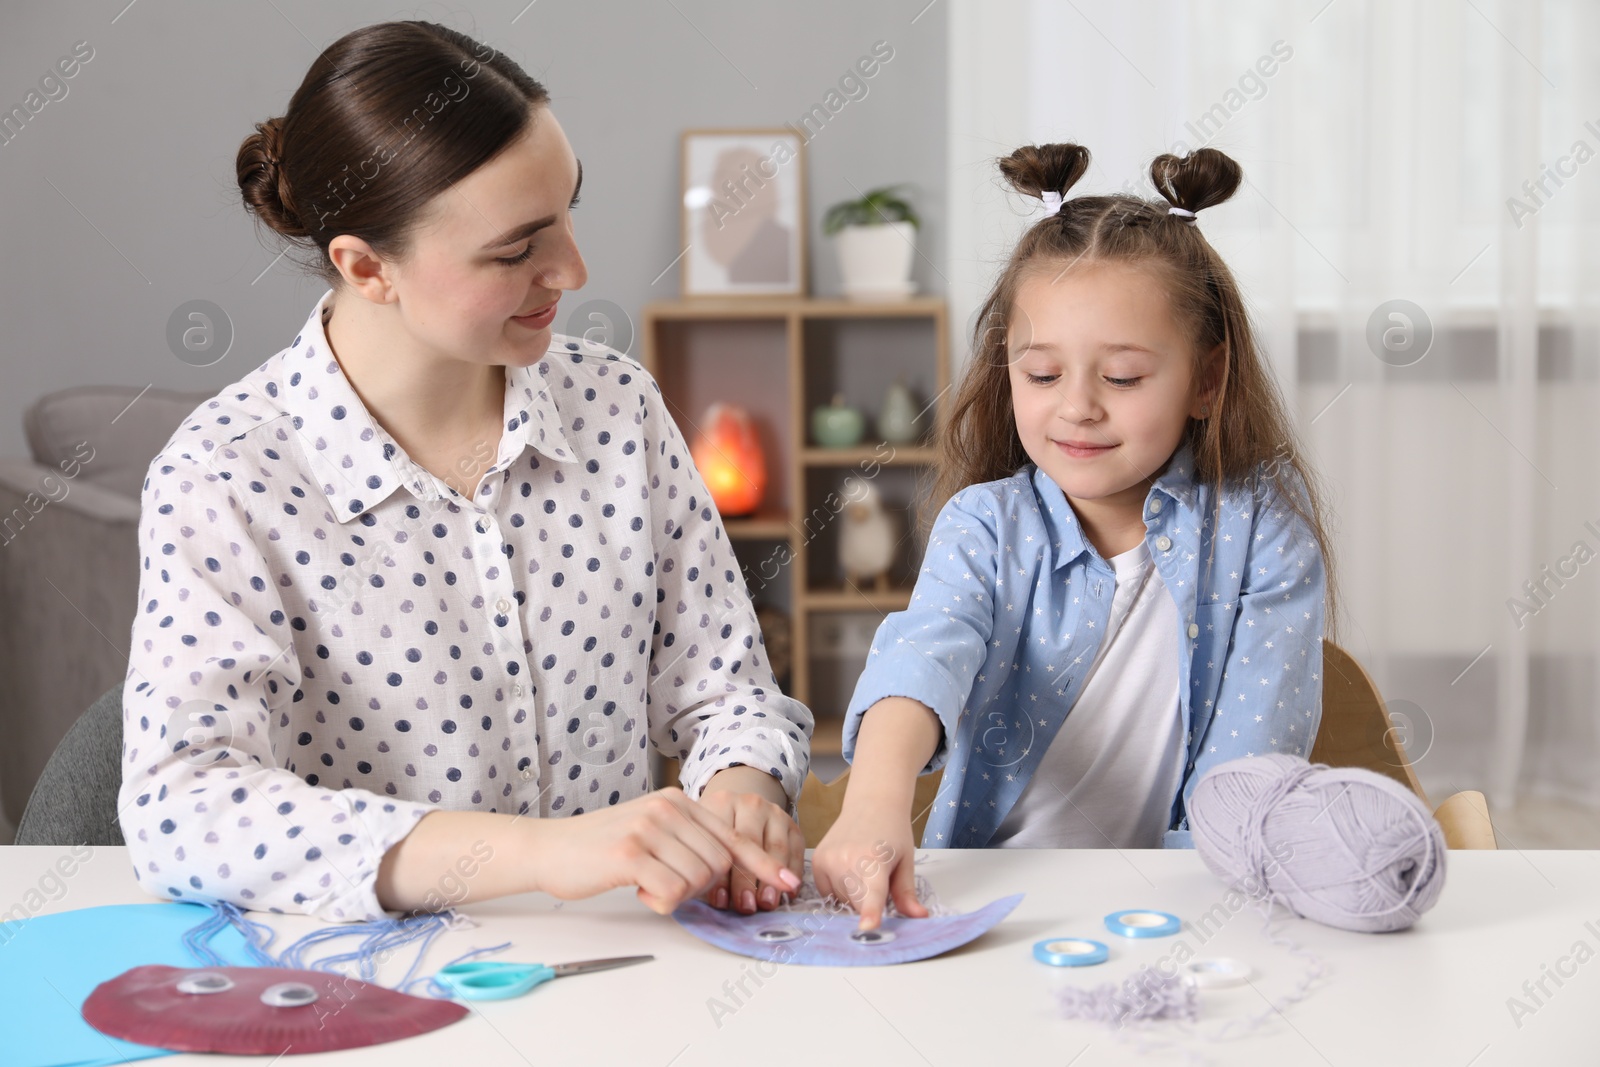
838 475 897 591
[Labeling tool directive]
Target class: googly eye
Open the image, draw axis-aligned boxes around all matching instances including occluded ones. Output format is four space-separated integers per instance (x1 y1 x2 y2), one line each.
175 971 234 994
754 925 802 943
849 928 896 945
260 982 319 1008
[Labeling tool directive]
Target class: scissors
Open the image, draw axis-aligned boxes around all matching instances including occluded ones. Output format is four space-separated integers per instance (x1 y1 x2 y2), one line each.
434 955 655 1001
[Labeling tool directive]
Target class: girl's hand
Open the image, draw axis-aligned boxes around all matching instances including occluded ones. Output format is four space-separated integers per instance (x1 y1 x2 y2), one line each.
812 806 928 931
529 787 801 914
694 789 806 914
815 696 942 929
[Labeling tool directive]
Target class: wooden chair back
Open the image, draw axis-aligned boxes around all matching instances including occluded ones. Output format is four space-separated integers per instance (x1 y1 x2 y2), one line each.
1310 639 1428 799
1310 639 1496 849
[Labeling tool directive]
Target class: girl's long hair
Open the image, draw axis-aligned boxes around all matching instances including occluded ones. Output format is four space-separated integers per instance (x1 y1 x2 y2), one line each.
925 143 1338 634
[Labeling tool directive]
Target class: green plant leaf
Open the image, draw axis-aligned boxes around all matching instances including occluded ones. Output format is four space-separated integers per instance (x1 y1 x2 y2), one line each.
822 184 920 234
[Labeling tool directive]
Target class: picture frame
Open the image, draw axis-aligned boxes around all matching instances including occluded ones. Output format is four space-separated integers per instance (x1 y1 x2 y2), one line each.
679 128 807 298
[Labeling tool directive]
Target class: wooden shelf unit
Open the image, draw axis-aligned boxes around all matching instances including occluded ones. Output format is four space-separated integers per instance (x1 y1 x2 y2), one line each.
641 296 950 762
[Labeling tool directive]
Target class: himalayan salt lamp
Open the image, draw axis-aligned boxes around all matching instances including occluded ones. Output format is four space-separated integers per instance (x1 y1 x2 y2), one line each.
690 402 766 518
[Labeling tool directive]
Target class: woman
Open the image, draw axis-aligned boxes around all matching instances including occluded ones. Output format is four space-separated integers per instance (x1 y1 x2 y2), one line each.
119 20 810 923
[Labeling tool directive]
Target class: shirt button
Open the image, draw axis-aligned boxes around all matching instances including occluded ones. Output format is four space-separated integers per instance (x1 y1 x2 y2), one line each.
1188 623 1200 638
1155 535 1172 551
476 519 489 534
496 597 512 614
1148 498 1163 514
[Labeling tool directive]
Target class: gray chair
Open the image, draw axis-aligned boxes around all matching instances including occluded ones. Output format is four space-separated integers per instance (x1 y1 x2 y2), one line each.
14 683 126 846
0 384 210 828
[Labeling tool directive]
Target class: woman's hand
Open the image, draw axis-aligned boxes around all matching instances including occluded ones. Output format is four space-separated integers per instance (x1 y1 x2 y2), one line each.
694 765 806 914
694 787 806 914
812 804 927 931
528 787 801 914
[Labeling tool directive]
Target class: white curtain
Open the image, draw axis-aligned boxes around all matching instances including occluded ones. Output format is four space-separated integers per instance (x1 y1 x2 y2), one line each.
945 0 1600 814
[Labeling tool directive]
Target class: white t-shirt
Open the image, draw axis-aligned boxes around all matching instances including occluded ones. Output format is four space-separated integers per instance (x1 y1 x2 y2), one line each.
990 539 1186 848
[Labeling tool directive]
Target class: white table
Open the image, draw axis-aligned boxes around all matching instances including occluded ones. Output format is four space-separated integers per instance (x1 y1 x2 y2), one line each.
4 844 1596 1065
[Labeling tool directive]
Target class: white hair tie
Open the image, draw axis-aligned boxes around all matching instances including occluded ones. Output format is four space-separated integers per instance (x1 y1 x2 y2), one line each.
1168 205 1198 224
1040 191 1064 216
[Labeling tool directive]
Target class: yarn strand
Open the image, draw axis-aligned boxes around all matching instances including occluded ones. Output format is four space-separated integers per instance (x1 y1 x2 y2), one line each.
182 900 489 999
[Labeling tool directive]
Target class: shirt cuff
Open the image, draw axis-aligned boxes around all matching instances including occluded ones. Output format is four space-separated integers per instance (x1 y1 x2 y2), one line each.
675 716 809 818
306 798 436 923
842 672 960 775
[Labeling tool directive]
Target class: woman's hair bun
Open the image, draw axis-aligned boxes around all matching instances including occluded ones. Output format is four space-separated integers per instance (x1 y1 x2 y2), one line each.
237 116 305 238
999 143 1091 201
1149 147 1241 215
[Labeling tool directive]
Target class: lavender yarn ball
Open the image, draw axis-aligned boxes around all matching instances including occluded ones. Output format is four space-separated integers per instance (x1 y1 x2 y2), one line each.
1188 753 1447 933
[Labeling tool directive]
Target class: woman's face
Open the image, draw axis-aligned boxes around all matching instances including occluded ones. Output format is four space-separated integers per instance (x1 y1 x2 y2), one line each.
1006 260 1209 512
364 105 588 368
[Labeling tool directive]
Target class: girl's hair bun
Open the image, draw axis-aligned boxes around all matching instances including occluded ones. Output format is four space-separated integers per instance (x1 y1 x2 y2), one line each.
237 116 305 238
1149 147 1241 215
999 143 1091 201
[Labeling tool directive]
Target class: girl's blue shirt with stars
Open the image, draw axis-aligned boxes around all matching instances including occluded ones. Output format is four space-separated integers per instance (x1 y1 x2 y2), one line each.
841 441 1327 849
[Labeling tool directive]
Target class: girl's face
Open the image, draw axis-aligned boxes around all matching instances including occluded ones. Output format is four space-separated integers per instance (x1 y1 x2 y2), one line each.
1006 260 1210 515
343 105 589 368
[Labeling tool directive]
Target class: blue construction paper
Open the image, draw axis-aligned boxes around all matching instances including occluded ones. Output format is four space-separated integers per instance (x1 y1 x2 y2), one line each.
0 901 258 1067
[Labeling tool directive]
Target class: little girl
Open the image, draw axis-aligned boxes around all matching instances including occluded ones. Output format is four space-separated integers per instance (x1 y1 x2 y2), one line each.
814 143 1336 929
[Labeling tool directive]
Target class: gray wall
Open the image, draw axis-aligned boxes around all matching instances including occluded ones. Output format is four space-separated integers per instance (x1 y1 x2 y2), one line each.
0 0 947 455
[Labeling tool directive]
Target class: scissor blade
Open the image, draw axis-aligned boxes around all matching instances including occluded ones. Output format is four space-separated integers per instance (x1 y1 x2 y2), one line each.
547 954 655 978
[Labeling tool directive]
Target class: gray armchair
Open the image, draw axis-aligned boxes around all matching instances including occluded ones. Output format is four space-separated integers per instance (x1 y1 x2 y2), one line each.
0 384 211 828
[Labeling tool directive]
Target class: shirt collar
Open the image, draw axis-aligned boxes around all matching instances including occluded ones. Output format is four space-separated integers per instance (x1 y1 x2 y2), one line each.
1032 437 1200 572
1150 437 1200 513
283 289 579 524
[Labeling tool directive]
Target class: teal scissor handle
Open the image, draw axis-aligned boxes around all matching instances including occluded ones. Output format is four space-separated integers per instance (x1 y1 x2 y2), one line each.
436 960 557 1001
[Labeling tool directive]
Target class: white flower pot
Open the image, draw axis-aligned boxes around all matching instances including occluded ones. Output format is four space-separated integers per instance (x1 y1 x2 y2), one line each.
834 221 917 300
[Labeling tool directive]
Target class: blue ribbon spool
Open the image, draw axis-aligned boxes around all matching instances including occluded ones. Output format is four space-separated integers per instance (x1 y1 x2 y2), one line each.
1032 938 1109 967
1104 910 1181 938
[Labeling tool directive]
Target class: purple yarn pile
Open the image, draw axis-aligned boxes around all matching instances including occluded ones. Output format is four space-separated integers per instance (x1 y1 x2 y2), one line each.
1188 753 1447 933
1057 965 1198 1026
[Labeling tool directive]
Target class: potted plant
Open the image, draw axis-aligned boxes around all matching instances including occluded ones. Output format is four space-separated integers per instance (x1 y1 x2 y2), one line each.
822 185 920 300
